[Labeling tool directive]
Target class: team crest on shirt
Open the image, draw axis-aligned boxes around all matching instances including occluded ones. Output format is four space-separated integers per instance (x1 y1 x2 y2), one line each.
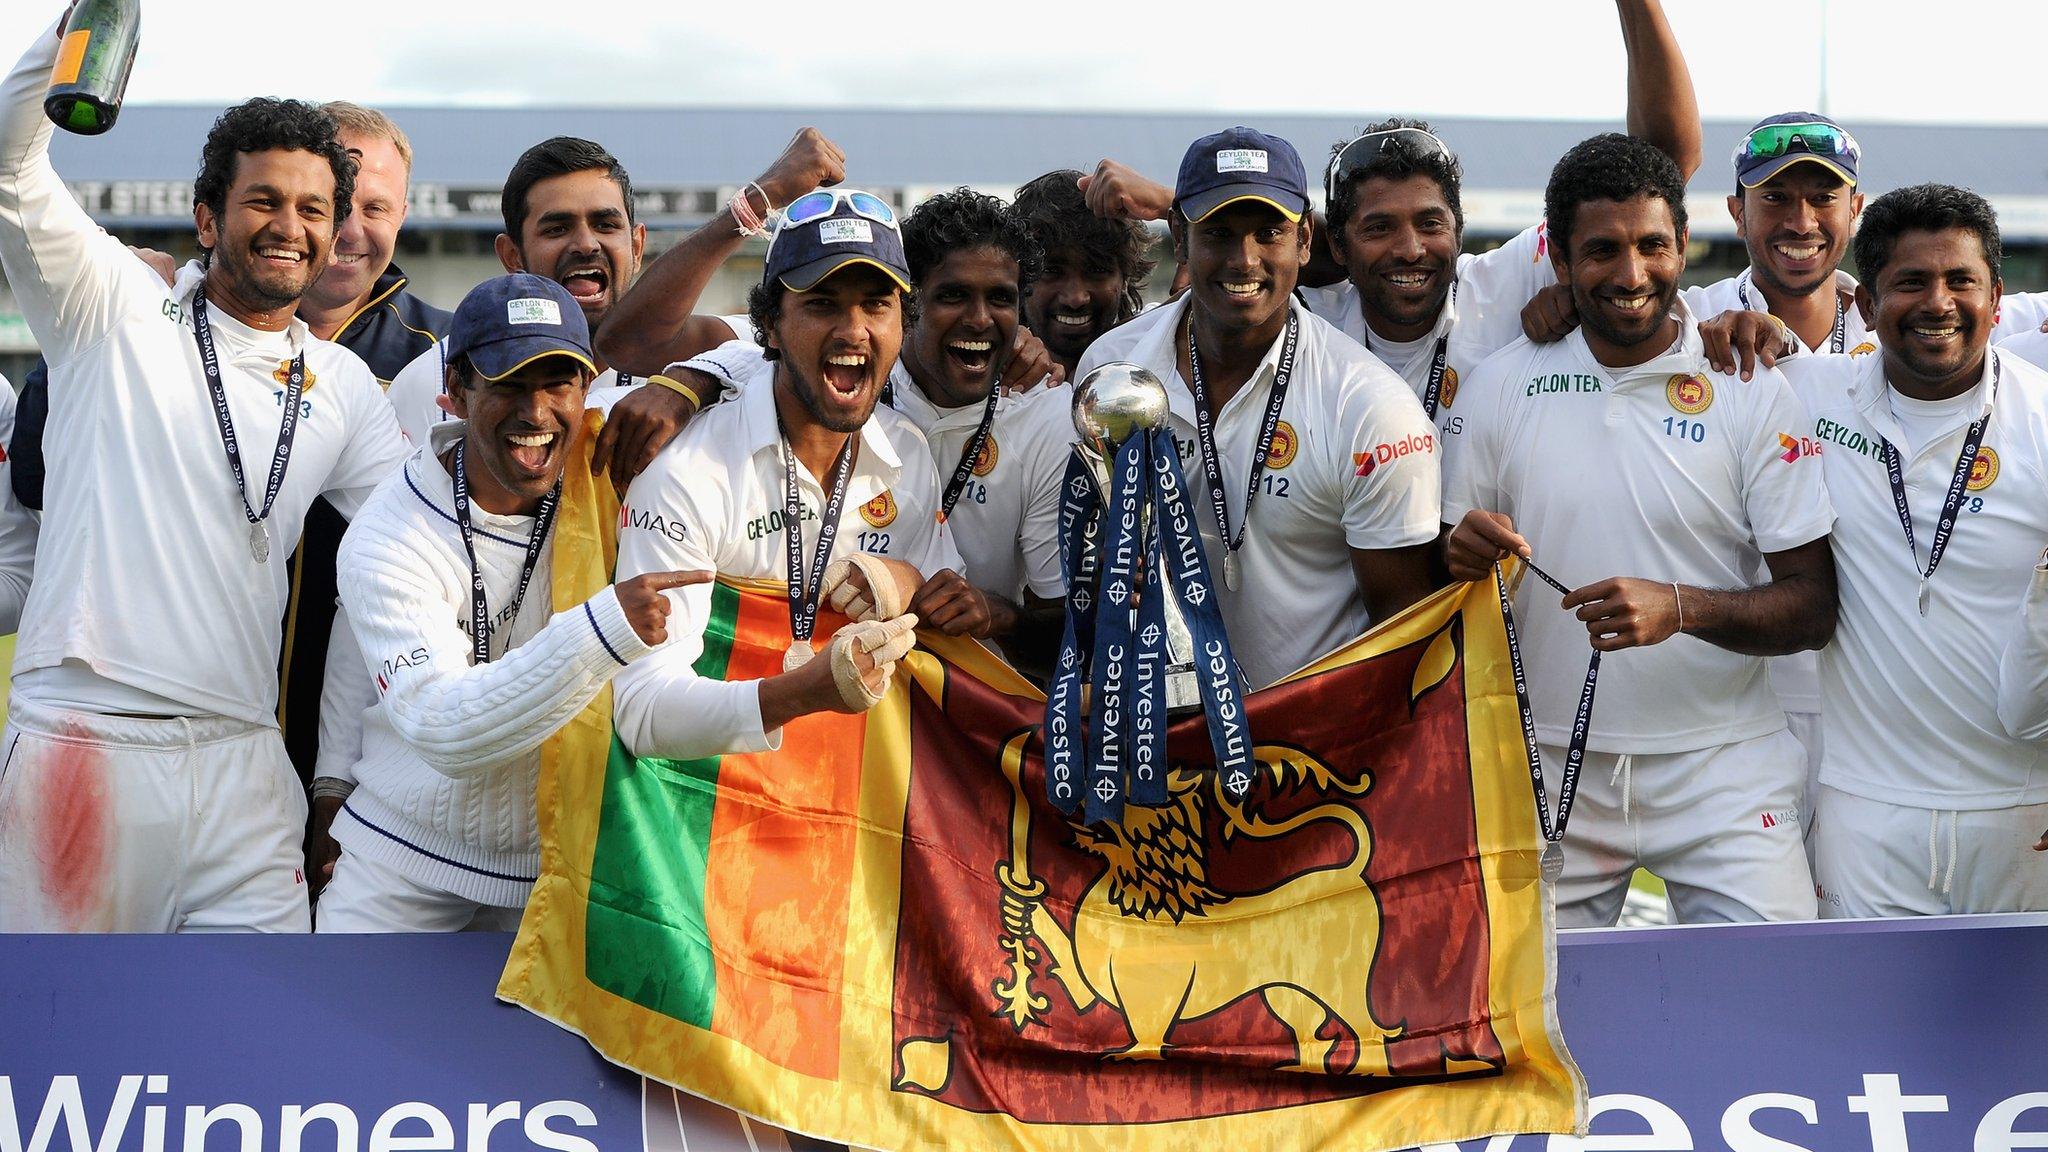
1437 367 1459 410
971 434 999 477
274 361 317 392
1265 421 1298 469
1666 373 1713 415
1849 341 1877 357
1968 447 2000 492
860 490 899 527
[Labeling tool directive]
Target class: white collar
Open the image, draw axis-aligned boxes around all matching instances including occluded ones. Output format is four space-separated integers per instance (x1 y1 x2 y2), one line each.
739 361 903 477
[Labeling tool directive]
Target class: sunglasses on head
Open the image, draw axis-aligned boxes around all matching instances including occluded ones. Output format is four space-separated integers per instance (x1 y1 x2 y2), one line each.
1737 121 1861 167
1324 126 1453 204
779 189 900 230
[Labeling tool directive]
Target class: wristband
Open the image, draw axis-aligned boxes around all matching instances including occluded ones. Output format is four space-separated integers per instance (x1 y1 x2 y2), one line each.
647 373 706 411
728 181 771 237
1672 582 1685 633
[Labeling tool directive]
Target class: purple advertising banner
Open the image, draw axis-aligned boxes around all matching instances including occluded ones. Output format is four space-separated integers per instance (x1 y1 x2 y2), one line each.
3 915 2044 1151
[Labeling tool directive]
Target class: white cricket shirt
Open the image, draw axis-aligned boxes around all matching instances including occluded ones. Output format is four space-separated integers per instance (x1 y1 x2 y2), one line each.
611 358 964 760
330 423 654 905
1782 348 2048 808
1443 306 1835 754
883 360 1071 603
0 379 38 635
0 26 408 725
1301 223 1556 435
1076 295 1442 689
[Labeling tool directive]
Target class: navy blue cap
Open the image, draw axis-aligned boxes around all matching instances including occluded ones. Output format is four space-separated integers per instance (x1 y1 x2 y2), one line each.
1173 126 1310 223
1735 112 1860 189
763 191 913 293
445 273 595 382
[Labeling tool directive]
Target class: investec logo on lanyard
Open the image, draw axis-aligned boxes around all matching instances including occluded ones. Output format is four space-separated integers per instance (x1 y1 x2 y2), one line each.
1045 424 1256 827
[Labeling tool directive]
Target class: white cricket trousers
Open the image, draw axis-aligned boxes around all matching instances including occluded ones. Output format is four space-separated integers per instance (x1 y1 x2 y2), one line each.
1812 785 2048 917
0 699 309 932
1549 727 1817 927
317 847 524 933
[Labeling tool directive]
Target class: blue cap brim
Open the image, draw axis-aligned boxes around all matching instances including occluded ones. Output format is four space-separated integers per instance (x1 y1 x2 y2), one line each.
778 253 914 293
1739 152 1857 190
1179 185 1307 223
466 338 597 382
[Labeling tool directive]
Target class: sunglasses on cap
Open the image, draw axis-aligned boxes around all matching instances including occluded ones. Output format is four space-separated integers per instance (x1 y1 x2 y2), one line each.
1737 121 1861 167
780 189 900 230
1324 126 1453 204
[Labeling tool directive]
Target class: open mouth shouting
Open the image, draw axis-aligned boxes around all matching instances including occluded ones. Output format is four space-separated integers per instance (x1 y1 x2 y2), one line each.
944 337 996 378
821 349 873 405
503 426 561 480
556 260 612 314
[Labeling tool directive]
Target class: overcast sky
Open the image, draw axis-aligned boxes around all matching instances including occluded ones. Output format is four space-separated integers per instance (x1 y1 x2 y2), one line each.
3 1 2043 126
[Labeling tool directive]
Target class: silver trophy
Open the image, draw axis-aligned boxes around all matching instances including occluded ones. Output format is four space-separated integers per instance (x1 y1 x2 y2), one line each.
1072 363 1201 712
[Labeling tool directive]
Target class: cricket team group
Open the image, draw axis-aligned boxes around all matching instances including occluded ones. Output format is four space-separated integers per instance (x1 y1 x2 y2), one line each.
0 0 2041 939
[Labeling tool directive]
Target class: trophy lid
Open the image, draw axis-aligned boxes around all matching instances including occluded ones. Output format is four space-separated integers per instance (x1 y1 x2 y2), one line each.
1073 362 1170 455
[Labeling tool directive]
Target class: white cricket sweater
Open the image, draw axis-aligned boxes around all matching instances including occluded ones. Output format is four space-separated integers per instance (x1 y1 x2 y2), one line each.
0 22 408 724
329 425 653 906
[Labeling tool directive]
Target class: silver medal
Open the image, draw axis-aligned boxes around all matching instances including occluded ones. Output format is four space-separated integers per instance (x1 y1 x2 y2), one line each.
1223 551 1241 592
1539 840 1565 885
782 641 814 673
249 520 270 563
1917 580 1930 617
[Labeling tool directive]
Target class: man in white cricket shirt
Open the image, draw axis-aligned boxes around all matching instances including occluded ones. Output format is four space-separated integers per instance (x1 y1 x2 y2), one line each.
317 275 701 931
1778 185 2048 915
611 193 958 760
1308 0 1700 432
1075 127 1442 690
603 184 1070 665
0 17 408 932
1443 134 1837 927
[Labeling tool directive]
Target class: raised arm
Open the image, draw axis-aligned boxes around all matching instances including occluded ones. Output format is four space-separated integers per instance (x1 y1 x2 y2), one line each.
0 17 157 367
596 128 846 375
1618 0 1702 179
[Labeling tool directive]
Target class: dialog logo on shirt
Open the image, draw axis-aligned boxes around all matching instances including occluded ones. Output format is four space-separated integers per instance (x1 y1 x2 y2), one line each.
1969 447 2000 491
1776 432 1822 464
1438 367 1459 410
1265 421 1298 469
860 490 898 527
1353 433 1434 477
1667 373 1713 415
971 434 1000 477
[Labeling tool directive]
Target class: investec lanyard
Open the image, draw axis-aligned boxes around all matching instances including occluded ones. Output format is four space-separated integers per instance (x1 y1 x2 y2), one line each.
1739 272 1845 354
450 439 559 665
1361 282 1456 419
191 290 304 564
1879 361 1996 617
1495 557 1599 879
937 387 1000 522
1043 427 1253 824
1185 309 1297 592
780 426 857 669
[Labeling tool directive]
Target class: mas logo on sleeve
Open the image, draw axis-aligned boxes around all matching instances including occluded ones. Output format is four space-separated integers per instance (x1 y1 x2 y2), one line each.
1265 421 1298 469
1969 447 2000 491
1667 373 1713 415
861 490 899 527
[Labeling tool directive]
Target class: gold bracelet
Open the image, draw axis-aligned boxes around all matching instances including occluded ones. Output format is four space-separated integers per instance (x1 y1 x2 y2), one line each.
647 373 705 411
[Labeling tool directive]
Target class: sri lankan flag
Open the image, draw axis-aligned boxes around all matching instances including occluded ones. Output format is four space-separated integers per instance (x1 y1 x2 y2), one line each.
500 571 1586 1151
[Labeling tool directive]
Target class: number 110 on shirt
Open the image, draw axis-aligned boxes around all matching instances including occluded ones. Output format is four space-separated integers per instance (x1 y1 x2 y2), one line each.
1663 416 1706 443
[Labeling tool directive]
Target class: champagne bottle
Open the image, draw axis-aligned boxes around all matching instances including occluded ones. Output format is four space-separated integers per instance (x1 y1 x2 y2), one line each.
43 0 140 136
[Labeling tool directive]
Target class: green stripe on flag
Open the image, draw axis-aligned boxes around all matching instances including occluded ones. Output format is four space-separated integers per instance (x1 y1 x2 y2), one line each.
584 581 742 1025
